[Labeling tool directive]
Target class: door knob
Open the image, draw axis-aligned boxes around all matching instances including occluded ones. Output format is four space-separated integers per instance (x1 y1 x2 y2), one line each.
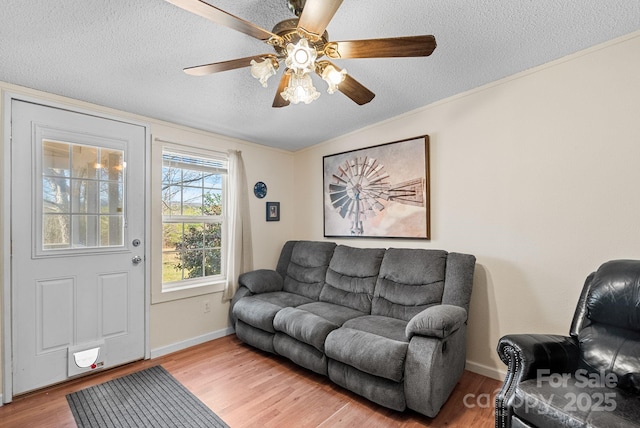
132 255 143 265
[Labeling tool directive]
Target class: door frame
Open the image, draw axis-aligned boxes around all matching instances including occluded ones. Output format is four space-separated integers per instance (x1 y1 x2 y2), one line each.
1 92 151 403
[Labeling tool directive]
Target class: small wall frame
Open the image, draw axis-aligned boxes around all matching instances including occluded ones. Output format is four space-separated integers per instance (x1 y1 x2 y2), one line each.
266 202 280 221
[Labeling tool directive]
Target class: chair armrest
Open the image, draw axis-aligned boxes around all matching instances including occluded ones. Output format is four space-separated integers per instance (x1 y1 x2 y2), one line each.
238 269 283 293
495 334 579 428
497 334 580 381
405 304 467 339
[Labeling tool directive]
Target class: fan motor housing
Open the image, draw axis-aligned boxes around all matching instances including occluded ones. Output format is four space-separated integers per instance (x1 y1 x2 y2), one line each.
271 18 328 56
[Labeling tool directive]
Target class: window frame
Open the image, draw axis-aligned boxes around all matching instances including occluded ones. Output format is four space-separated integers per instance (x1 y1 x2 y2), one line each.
152 139 229 303
33 131 130 258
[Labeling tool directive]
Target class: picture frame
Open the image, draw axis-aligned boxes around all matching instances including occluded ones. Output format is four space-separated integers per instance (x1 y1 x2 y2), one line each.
266 202 280 222
323 135 430 239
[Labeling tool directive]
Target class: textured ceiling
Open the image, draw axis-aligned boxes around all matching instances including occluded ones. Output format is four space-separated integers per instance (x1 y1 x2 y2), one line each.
1 1 639 151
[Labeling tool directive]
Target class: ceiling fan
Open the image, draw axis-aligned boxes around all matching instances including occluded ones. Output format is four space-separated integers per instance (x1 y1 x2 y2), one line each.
166 0 437 107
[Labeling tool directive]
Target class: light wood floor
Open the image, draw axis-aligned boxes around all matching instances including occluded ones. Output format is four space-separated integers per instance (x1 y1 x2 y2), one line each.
0 335 501 427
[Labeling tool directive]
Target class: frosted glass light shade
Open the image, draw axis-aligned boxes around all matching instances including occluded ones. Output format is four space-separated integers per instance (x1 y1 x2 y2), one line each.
321 65 347 94
284 38 317 74
250 58 278 87
281 73 320 104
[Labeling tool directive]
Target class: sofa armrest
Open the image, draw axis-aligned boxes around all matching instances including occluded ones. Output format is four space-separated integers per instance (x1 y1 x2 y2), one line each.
495 334 579 428
229 285 253 326
238 269 283 294
405 304 467 339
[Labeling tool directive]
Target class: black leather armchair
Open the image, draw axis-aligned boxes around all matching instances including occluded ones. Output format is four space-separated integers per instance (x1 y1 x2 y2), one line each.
495 259 640 428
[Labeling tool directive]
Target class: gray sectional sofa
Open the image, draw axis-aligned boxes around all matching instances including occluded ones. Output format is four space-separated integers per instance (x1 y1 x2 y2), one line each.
230 240 476 417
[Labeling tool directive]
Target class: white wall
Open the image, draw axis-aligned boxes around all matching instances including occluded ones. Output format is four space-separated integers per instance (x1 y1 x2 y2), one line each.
0 82 296 396
292 31 640 379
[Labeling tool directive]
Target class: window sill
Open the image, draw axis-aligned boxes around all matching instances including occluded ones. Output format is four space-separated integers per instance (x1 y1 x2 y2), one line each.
151 280 226 304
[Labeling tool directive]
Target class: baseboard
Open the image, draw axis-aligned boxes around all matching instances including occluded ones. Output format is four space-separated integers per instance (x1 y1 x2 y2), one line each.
465 359 506 381
150 327 235 359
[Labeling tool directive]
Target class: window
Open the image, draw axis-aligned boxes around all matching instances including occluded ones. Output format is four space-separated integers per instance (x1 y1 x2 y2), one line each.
161 148 227 291
40 139 125 254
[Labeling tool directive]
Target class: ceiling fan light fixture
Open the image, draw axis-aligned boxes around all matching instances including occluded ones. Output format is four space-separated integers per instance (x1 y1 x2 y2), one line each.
250 57 279 87
170 0 435 108
281 72 320 104
321 64 347 94
285 38 317 74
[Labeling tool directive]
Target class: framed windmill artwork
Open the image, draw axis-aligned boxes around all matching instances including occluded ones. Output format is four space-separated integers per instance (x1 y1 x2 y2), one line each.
323 136 430 239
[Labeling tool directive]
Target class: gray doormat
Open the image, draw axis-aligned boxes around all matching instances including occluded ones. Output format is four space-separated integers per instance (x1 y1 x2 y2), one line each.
66 365 229 428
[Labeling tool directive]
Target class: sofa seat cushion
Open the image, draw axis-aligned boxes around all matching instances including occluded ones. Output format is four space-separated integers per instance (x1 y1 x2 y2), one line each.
342 315 409 342
297 302 367 325
232 291 313 333
273 302 366 353
325 315 409 382
514 377 640 428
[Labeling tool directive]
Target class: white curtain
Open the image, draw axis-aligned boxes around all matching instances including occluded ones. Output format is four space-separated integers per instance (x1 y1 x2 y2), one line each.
223 150 253 301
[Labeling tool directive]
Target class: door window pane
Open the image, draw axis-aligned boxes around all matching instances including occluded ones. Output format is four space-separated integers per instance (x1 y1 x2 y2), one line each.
43 214 70 249
71 145 98 179
41 140 125 251
99 148 125 181
43 141 71 177
72 180 99 213
72 215 99 247
100 182 123 214
43 177 71 213
100 216 123 246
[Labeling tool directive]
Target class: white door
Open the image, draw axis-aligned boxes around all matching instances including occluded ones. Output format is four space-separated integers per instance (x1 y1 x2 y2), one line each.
10 99 147 395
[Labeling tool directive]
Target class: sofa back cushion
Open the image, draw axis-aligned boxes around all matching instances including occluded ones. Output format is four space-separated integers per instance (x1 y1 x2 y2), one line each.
580 259 640 391
372 248 448 321
319 245 385 313
275 240 298 280
282 241 337 300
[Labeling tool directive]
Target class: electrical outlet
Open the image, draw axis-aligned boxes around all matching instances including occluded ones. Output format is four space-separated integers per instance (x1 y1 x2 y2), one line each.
203 300 211 313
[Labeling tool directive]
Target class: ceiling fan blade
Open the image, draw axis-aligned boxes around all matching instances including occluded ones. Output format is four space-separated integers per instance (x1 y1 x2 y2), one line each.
325 35 436 59
297 0 343 40
272 71 291 108
184 54 277 76
316 61 375 105
340 74 375 105
166 0 280 42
